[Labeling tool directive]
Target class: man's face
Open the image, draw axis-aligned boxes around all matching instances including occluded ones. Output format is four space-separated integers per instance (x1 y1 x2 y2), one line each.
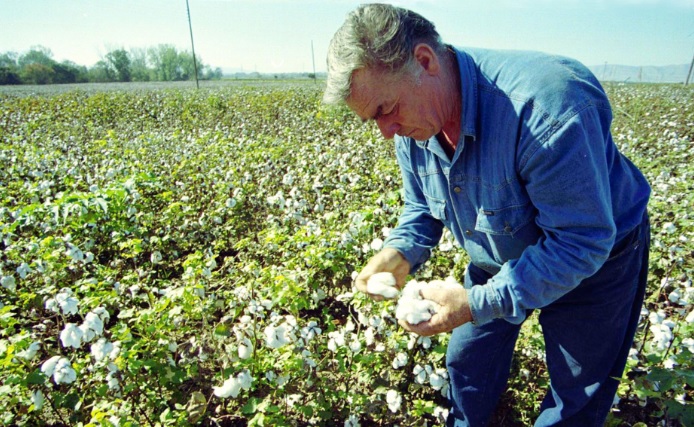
346 66 442 141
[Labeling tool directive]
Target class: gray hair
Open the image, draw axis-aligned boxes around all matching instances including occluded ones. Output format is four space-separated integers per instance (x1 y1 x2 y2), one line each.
323 3 445 105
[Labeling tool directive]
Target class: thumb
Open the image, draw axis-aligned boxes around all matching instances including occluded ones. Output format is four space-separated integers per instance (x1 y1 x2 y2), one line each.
418 285 447 304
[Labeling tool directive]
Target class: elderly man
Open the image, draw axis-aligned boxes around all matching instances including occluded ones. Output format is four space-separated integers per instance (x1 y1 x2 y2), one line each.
323 3 651 427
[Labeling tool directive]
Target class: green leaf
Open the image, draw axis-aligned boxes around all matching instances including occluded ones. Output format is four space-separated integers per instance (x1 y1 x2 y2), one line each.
25 370 46 385
186 391 207 424
242 397 261 415
214 323 231 337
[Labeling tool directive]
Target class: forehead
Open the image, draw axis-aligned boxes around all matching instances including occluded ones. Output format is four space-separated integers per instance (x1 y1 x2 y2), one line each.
346 68 395 121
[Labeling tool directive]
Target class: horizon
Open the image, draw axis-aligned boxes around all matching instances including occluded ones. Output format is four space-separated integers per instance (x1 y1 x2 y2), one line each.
1 0 693 74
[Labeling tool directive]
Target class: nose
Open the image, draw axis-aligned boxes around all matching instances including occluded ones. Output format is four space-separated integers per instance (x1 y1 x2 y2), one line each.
376 116 400 140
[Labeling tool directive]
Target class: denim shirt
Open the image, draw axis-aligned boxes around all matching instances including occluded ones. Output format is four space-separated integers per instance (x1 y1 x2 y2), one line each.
383 47 651 325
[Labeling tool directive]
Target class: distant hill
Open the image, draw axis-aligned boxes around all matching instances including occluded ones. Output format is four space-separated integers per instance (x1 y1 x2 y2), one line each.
588 63 691 83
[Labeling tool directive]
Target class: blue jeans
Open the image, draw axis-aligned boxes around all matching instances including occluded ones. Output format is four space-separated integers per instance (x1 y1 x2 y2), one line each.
446 214 650 426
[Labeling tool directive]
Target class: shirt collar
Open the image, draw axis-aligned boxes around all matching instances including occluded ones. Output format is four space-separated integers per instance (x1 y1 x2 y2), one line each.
454 46 478 141
414 46 478 150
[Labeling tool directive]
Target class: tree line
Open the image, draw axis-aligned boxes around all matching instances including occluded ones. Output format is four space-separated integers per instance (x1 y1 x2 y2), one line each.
0 45 224 85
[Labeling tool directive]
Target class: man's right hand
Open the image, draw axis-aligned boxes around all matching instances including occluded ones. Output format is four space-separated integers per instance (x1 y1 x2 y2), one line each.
354 248 411 300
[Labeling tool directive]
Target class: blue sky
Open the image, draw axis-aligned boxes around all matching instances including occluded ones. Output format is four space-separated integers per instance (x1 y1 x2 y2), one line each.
1 0 693 73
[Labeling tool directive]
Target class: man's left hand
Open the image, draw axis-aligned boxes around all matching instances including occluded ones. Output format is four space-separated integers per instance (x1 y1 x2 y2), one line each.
399 285 473 336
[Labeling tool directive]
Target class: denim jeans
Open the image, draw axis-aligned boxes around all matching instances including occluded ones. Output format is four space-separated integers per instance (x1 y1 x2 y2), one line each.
446 213 650 426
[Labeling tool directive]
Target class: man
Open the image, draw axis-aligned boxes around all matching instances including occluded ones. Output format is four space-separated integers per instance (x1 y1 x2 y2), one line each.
323 3 651 427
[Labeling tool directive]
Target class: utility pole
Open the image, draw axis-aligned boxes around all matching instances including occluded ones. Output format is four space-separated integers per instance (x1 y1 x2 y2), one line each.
186 0 200 89
685 50 694 86
311 40 317 84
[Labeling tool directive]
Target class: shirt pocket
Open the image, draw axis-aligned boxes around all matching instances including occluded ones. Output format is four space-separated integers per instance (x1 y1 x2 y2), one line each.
474 202 537 263
424 194 447 221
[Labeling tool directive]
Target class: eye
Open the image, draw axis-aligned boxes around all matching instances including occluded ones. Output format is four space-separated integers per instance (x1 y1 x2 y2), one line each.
375 103 396 121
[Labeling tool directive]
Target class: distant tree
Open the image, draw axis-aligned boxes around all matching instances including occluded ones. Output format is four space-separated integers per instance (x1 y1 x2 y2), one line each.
18 46 55 69
105 49 131 82
129 48 151 82
51 60 88 84
148 44 182 81
0 52 18 68
20 63 55 84
0 52 20 85
0 67 21 85
88 60 115 83
178 51 204 81
202 66 223 80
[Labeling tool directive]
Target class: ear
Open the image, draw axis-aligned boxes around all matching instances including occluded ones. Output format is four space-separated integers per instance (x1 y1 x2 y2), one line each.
413 43 440 75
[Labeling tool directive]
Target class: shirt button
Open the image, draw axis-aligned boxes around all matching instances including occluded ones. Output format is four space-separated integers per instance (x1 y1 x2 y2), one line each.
453 186 462 194
465 229 473 236
504 225 513 233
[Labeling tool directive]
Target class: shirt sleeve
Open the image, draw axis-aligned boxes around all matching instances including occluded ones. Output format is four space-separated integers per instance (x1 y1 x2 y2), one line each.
383 136 444 274
467 102 618 325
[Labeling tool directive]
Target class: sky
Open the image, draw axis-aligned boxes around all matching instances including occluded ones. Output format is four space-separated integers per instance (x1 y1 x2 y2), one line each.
1 0 693 74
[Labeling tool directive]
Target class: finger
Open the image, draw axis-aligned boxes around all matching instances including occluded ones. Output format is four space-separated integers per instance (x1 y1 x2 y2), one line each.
398 319 435 337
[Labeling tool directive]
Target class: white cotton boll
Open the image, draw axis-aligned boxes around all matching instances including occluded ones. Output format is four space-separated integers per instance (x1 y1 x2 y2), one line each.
413 364 428 384
60 323 83 349
364 327 375 346
668 289 681 304
264 323 293 349
18 342 40 360
682 338 694 354
82 312 104 336
52 357 77 384
17 262 32 279
433 406 449 422
344 414 360 427
370 238 384 251
1 275 16 292
238 338 252 359
386 389 402 413
91 338 114 362
237 369 253 390
392 352 408 369
686 309 694 324
398 298 440 324
109 341 122 360
150 251 163 264
349 335 362 353
366 272 399 299
41 356 61 377
213 376 242 398
429 368 448 390
31 390 44 410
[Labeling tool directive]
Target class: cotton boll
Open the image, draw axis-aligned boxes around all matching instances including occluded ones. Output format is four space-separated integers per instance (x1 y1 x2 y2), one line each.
41 356 62 377
238 338 252 359
213 376 242 398
52 357 77 384
366 272 399 299
396 298 439 324
395 280 441 325
386 389 402 413
60 323 84 349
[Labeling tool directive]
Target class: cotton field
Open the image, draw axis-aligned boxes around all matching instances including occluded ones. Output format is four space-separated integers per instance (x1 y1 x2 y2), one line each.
0 81 692 426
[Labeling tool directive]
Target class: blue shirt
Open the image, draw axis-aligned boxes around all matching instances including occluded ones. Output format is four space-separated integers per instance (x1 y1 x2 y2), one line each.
383 47 651 325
